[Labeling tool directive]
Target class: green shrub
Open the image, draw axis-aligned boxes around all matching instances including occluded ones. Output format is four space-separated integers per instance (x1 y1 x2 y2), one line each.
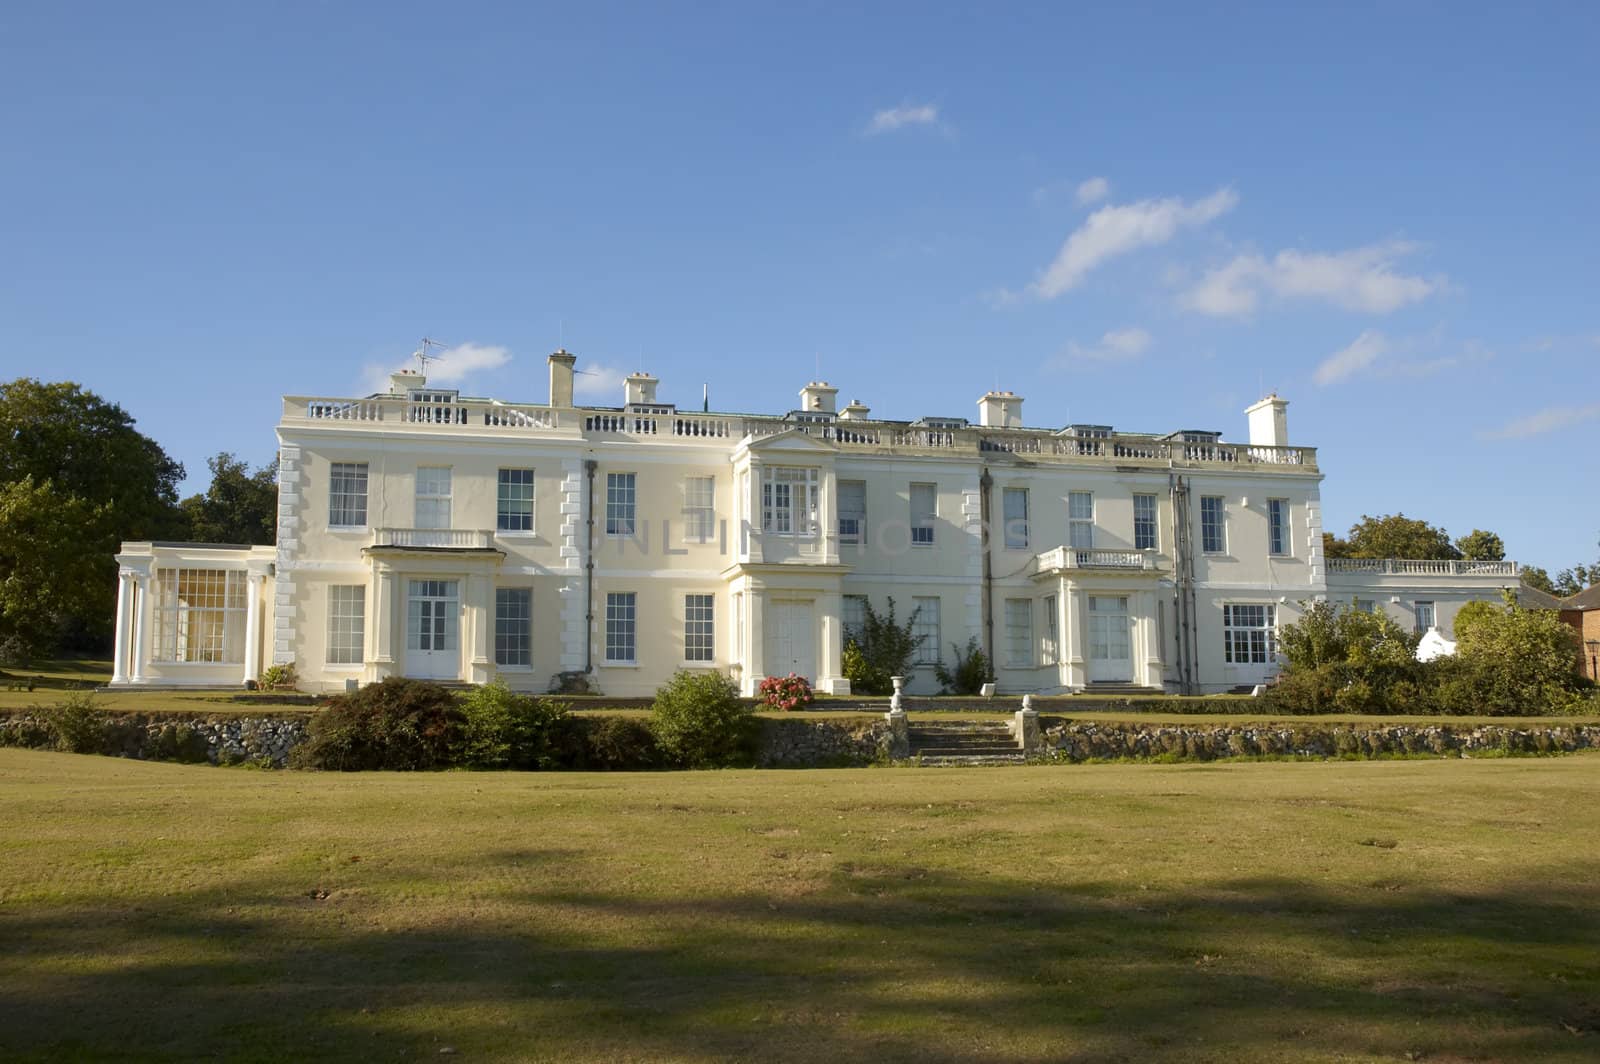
291 678 463 771
153 723 210 763
260 662 298 691
933 637 992 695
458 680 571 769
43 691 106 753
650 670 754 768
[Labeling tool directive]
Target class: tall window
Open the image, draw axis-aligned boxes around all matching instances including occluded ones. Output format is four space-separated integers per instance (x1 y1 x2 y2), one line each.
837 480 866 545
1134 494 1158 551
1200 496 1226 554
329 462 368 528
685 594 715 662
1068 491 1094 549
912 596 940 664
1003 487 1029 549
326 585 365 665
153 569 247 663
1268 498 1289 556
1414 600 1436 632
762 467 819 537
842 595 868 648
1223 604 1276 664
910 483 937 546
415 467 452 530
1042 594 1059 664
497 469 535 532
605 592 636 662
683 477 716 543
495 588 532 666
1005 598 1033 668
606 473 636 536
1354 599 1376 614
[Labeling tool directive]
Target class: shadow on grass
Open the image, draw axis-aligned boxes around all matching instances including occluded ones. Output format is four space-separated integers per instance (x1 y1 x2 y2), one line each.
2 851 1599 1062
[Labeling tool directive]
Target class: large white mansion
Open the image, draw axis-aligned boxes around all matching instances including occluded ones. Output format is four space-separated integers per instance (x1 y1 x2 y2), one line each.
111 352 1523 696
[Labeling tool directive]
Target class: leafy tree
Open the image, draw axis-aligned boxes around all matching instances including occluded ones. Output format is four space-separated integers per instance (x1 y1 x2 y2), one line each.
0 379 186 653
178 453 278 545
1446 601 1583 714
1266 599 1421 713
0 478 112 657
0 379 184 539
1453 529 1505 561
1342 513 1460 560
1521 565 1558 596
1321 532 1350 559
841 597 924 696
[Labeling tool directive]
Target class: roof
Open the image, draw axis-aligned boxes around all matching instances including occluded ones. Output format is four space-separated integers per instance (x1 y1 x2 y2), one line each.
1562 584 1600 610
1517 583 1567 610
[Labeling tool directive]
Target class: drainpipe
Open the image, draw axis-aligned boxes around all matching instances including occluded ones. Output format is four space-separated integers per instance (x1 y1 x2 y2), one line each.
1169 470 1197 695
584 459 598 674
979 468 995 674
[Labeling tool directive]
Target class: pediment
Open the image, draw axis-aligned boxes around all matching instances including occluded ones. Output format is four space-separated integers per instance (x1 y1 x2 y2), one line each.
743 428 838 454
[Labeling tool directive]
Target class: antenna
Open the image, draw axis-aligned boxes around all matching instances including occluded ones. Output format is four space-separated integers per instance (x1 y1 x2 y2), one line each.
413 337 449 374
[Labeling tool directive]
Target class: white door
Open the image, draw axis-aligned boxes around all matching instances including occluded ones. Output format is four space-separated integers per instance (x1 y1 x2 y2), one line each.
1086 595 1132 683
766 600 816 682
405 579 460 679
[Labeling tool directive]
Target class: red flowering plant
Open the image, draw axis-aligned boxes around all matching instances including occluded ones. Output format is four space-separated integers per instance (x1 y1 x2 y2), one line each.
757 673 814 711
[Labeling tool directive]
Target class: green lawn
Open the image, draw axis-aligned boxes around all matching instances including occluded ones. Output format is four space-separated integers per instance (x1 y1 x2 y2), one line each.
1 751 1598 1061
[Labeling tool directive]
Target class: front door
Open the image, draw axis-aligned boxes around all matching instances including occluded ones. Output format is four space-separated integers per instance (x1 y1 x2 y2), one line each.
1087 595 1132 683
405 579 460 679
766 600 816 682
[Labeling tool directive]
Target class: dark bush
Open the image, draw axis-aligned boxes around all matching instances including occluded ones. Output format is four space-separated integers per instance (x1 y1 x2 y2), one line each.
582 716 661 770
934 637 993 695
291 678 463 771
650 670 755 768
153 723 211 763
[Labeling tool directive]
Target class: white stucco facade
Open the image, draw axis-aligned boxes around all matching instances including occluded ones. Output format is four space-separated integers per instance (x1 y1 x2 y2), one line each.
109 355 1525 695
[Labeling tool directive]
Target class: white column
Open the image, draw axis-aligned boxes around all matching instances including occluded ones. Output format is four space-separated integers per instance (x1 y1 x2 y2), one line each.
111 571 132 685
243 574 262 685
372 566 397 678
130 574 151 684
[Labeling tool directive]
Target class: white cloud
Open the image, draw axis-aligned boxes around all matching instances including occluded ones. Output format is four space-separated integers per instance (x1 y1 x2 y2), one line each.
1313 330 1387 386
867 104 939 135
572 363 629 400
1075 176 1110 205
1026 187 1238 300
1182 240 1440 317
361 341 512 394
1482 403 1600 440
1055 327 1153 364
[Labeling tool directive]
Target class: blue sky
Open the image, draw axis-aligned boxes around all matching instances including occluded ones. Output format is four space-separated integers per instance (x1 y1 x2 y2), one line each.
2 2 1597 571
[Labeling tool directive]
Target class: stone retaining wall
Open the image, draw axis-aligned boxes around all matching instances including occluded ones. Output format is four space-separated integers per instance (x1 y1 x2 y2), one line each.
1039 720 1600 762
758 718 891 767
0 712 310 767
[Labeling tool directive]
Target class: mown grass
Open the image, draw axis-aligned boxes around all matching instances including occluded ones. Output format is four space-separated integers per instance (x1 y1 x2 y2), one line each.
1 750 1598 1062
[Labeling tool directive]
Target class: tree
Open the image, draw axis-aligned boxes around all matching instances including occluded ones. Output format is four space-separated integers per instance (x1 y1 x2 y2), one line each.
1521 565 1558 596
1453 529 1505 561
0 478 112 657
1447 601 1582 713
1342 513 1460 560
0 379 184 540
0 379 187 654
178 453 278 545
1321 531 1350 559
841 597 925 696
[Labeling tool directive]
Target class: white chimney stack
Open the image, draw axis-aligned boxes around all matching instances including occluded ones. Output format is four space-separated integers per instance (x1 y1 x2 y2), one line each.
839 399 871 421
977 390 1024 428
798 380 838 414
389 368 425 395
1245 394 1289 447
625 372 659 407
548 349 576 408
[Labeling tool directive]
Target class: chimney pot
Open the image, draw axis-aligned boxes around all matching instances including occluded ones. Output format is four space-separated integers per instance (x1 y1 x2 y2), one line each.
548 349 576 408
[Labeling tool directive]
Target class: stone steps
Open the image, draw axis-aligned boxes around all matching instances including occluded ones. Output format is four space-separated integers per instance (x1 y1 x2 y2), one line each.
906 722 1024 766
